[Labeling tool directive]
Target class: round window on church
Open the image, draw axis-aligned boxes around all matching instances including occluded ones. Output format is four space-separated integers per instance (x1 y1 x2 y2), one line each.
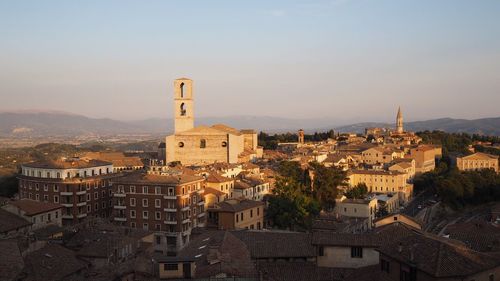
221 141 227 147
178 142 184 148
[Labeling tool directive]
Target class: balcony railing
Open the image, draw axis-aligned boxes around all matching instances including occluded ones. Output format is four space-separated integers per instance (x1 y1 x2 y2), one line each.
114 217 127 222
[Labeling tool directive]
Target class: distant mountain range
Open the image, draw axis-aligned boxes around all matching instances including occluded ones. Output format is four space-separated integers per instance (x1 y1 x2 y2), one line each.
0 111 499 138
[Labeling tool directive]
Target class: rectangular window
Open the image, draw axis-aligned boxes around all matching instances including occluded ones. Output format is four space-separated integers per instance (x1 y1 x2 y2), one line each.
54 185 59 192
351 247 363 258
130 210 136 218
381 259 390 273
142 198 148 207
250 209 253 218
87 194 91 201
143 186 148 194
164 264 178 271
43 184 48 191
54 195 59 203
94 192 98 199
318 246 324 256
130 186 135 193
130 198 136 206
155 186 161 194
155 211 161 220
143 211 148 219
155 199 161 208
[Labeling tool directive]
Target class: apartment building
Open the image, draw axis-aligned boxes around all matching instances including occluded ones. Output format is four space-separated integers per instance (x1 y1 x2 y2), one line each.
111 171 205 253
18 158 116 225
348 170 413 203
207 198 264 230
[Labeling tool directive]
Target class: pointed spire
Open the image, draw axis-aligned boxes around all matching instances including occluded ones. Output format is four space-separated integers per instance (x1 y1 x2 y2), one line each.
396 106 403 133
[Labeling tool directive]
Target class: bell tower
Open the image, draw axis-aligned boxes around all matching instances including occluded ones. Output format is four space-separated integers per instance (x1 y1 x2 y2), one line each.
174 78 194 133
396 106 403 134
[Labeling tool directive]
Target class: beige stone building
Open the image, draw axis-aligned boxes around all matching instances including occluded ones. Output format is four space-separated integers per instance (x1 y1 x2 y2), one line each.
373 213 422 230
348 170 413 203
207 198 264 230
2 199 63 230
361 146 404 165
409 144 442 174
165 78 261 166
388 158 416 180
457 152 499 173
335 196 378 228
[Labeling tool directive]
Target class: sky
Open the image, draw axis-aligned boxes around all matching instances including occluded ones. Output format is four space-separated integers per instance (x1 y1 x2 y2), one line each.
0 0 499 123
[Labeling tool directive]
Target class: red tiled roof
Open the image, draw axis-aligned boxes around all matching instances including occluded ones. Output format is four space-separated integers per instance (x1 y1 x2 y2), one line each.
8 199 62 216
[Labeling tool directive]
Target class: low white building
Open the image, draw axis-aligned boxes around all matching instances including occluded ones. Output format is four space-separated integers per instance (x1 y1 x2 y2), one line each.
2 199 63 230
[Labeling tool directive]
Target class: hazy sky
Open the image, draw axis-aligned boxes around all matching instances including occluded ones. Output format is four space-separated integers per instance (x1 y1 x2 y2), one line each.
1 0 499 123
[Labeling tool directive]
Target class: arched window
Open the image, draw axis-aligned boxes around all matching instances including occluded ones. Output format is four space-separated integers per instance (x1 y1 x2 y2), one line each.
200 139 206 148
180 103 186 116
180 82 184 98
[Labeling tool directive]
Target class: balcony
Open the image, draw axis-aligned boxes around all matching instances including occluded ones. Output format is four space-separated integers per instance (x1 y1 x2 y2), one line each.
76 213 87 218
114 217 127 222
197 212 206 218
76 190 86 195
164 208 177 212
62 214 73 219
182 218 190 224
60 191 73 196
113 193 126 197
164 220 177 225
163 195 176 200
181 206 190 211
76 201 87 207
61 203 73 208
114 205 127 210
197 201 204 206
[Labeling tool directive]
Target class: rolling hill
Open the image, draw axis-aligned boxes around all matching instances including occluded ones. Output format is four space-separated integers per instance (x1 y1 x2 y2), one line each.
0 111 499 137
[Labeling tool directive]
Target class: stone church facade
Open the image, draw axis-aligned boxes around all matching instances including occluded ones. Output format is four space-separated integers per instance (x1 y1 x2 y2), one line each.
165 78 261 166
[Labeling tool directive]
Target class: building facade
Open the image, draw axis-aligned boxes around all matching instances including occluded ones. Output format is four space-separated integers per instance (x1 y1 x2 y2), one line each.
165 78 260 165
207 198 264 230
2 199 63 230
18 158 116 225
457 152 499 173
111 171 205 253
348 170 413 203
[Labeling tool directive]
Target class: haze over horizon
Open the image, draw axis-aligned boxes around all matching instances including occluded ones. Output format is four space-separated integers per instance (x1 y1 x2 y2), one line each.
1 0 499 122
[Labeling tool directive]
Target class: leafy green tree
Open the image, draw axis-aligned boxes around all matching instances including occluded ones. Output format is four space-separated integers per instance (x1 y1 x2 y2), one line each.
375 204 389 218
266 177 320 230
308 162 347 211
344 183 368 199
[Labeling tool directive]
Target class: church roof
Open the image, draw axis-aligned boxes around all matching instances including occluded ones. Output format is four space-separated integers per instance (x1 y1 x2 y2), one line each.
459 152 498 160
211 124 242 136
176 125 229 136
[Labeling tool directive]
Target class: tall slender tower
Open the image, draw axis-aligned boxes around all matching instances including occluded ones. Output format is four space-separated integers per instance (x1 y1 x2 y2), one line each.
396 106 403 134
174 78 194 133
298 129 305 144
